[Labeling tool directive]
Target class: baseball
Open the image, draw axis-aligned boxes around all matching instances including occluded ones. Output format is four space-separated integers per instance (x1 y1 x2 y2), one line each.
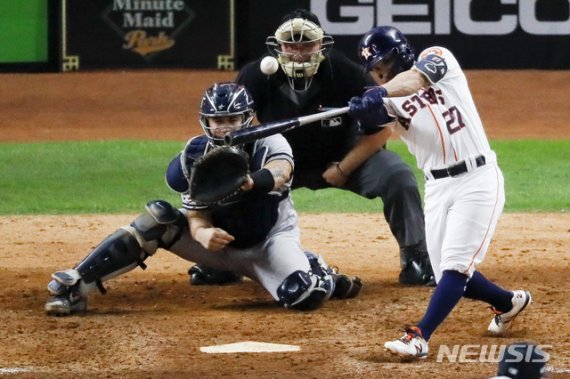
260 56 279 75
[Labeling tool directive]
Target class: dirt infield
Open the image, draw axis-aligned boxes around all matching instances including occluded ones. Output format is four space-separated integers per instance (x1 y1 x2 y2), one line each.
1 70 569 378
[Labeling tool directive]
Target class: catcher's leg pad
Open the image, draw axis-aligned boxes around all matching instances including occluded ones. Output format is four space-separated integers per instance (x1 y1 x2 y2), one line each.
277 270 334 311
304 251 331 277
45 200 186 314
74 228 148 294
130 200 187 252
46 229 156 314
56 200 186 296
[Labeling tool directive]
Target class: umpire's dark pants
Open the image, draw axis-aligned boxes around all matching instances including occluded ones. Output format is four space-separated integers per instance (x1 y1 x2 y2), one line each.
292 149 426 250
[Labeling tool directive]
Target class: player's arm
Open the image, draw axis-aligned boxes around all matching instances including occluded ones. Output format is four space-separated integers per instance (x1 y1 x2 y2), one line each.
323 126 393 187
241 158 293 192
242 134 295 192
188 210 234 251
382 68 430 97
337 126 392 175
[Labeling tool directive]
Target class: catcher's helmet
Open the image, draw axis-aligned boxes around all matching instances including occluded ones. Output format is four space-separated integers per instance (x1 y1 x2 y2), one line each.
357 26 415 77
496 343 547 379
199 82 254 146
266 8 334 91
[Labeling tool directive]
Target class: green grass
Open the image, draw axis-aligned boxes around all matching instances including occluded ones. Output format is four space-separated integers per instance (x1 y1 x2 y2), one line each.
295 140 570 213
0 141 182 214
0 140 568 215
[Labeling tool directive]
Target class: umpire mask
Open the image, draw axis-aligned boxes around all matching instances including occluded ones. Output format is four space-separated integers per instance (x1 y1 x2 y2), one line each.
266 8 333 91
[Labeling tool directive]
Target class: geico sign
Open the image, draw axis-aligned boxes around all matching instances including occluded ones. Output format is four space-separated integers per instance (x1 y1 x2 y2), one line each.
311 0 570 35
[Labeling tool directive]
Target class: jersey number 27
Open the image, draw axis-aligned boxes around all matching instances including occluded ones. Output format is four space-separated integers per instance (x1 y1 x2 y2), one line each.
442 106 465 134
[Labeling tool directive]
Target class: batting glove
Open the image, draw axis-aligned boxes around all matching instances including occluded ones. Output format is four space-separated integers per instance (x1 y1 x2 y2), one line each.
362 86 388 106
348 86 387 117
348 96 368 118
348 95 392 128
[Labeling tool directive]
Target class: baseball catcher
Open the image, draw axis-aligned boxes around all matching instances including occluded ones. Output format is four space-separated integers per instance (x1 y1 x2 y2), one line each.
45 82 362 316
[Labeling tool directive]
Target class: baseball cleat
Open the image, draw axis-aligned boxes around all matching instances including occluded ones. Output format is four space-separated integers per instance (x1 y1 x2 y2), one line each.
488 290 532 336
188 265 242 286
384 326 429 359
331 274 363 299
398 250 435 286
45 294 87 316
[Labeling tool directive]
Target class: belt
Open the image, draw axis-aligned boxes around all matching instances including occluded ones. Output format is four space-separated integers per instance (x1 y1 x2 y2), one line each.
429 155 486 180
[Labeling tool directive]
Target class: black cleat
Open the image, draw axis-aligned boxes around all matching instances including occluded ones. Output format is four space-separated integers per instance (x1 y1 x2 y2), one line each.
188 265 242 286
332 274 363 299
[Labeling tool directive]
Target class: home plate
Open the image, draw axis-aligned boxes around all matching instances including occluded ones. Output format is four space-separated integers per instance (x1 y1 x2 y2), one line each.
200 341 301 353
0 368 33 374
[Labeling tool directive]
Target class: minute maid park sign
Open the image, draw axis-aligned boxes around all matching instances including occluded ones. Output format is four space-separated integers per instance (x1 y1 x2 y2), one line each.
103 0 195 58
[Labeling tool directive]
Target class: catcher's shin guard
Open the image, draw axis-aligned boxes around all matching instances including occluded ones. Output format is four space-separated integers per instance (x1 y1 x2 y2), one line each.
74 229 148 294
399 243 435 286
76 200 187 294
46 228 149 310
58 201 185 295
46 201 186 315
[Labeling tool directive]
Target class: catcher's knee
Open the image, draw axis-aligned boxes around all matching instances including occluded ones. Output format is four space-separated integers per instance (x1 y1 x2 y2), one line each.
128 200 187 252
277 270 333 311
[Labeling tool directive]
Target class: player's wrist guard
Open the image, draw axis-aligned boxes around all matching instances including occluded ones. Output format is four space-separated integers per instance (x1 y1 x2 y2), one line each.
250 168 275 193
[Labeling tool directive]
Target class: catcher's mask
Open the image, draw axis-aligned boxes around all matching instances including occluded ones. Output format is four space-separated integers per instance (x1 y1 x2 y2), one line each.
357 26 415 81
266 8 333 92
199 82 255 147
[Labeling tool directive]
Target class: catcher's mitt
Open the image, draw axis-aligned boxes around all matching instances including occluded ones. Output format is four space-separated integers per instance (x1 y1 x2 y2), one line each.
188 147 249 204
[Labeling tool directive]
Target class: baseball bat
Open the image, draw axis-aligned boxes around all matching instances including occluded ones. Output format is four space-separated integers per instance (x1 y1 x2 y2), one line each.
224 106 349 146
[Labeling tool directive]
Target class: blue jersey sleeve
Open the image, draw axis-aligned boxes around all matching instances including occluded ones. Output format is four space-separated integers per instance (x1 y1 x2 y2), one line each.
414 54 448 84
165 153 189 193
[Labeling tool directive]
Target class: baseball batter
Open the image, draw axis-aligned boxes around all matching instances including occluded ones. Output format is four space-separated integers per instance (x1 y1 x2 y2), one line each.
44 82 361 315
349 26 532 359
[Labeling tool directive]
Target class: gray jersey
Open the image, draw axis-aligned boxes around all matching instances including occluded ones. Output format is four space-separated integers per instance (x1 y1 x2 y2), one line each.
166 133 310 299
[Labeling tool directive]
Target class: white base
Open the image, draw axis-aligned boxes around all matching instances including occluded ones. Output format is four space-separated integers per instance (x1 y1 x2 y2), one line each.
200 341 301 354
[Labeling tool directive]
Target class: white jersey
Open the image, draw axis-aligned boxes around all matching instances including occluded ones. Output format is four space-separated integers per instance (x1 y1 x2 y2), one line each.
383 46 492 172
381 47 505 281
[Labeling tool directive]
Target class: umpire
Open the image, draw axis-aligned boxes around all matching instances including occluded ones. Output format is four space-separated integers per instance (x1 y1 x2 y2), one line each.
191 8 434 286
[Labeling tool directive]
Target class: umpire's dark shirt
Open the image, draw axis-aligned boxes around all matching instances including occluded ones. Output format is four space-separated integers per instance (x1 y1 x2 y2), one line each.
236 49 378 171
